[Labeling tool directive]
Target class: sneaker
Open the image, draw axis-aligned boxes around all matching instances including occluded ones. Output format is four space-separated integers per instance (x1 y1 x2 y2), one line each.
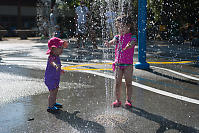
125 100 132 108
47 106 59 113
112 100 121 107
54 103 63 108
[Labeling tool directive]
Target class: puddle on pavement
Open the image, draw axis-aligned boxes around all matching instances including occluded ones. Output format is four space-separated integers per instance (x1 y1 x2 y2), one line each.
95 113 128 127
0 102 26 132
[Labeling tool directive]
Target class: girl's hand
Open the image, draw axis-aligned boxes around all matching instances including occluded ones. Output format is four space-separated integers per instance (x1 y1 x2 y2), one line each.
60 69 65 74
123 42 132 51
105 38 116 47
55 65 60 71
51 61 61 71
63 40 69 48
123 40 136 51
104 41 110 47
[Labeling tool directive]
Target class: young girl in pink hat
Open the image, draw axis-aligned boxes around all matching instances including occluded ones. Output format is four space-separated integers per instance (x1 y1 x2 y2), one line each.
45 37 68 112
105 15 137 108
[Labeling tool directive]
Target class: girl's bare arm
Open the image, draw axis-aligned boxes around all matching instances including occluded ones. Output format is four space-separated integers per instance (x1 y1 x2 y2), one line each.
105 38 117 47
123 39 137 51
50 61 60 71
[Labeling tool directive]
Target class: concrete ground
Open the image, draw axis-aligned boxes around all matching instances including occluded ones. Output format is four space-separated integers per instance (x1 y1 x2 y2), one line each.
0 37 199 133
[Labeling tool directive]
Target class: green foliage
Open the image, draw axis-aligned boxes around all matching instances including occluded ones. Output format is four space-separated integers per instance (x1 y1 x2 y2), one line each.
55 0 197 39
147 0 198 26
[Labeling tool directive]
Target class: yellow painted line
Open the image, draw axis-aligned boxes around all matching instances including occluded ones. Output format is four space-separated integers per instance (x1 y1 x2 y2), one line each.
148 61 193 64
62 61 194 71
67 63 111 68
63 63 112 71
64 68 113 71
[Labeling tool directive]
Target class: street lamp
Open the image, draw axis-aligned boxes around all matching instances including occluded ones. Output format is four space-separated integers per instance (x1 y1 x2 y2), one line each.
135 0 150 69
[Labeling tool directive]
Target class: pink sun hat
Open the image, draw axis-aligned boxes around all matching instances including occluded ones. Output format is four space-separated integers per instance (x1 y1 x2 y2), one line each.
46 37 64 54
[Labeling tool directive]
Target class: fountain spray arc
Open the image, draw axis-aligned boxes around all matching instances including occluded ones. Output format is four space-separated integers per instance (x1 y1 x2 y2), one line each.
104 0 150 69
135 0 150 69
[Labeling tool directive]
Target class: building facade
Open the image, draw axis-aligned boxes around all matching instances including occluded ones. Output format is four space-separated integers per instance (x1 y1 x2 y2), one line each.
0 0 37 36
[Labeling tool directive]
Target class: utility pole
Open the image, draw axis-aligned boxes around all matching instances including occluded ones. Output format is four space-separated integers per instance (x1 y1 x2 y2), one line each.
135 0 150 70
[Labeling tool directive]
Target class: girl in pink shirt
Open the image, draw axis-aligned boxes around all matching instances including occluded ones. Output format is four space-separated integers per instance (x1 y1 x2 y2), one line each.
105 15 137 108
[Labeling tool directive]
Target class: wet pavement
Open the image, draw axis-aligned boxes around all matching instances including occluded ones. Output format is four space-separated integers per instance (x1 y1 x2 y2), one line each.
0 38 199 133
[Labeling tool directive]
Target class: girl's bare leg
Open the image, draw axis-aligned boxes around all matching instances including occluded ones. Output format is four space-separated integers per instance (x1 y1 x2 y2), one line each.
48 87 59 107
53 87 59 104
124 65 133 101
114 66 123 101
48 89 55 107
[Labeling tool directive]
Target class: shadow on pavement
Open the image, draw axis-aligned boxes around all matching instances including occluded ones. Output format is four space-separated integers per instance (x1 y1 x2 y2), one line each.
190 63 199 69
124 106 199 133
53 110 105 133
146 68 198 85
